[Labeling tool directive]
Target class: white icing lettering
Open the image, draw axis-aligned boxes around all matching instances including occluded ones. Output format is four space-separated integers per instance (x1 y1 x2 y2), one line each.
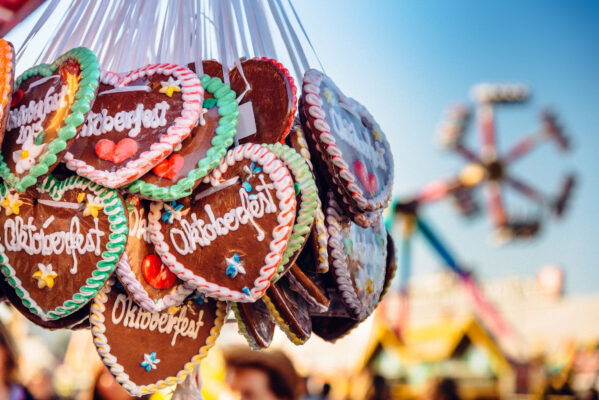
80 101 170 139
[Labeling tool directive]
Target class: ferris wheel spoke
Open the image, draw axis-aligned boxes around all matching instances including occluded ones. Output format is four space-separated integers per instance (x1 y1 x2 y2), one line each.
504 175 546 204
484 182 506 228
501 131 545 164
477 103 497 161
455 143 481 163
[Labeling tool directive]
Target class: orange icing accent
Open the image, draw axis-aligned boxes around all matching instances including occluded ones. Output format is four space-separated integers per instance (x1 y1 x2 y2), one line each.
0 39 14 125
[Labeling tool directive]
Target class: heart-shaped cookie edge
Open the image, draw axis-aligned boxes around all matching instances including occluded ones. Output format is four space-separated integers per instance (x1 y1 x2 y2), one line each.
264 143 317 281
0 174 127 320
301 69 394 212
325 192 387 320
0 47 100 193
288 124 329 273
262 287 311 345
126 73 238 200
63 64 204 189
231 301 275 350
148 143 296 302
0 39 15 148
90 278 226 397
116 252 195 313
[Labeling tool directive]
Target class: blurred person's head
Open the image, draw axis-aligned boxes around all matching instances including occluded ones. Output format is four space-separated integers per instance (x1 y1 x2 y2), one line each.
424 377 460 400
224 346 300 400
0 320 18 387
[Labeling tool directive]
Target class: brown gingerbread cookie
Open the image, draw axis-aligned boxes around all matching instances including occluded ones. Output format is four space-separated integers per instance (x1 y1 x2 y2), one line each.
231 300 275 350
90 278 226 396
64 64 203 188
300 70 394 218
148 143 296 302
229 58 296 144
116 197 194 312
187 60 224 80
286 264 329 313
0 47 100 192
0 174 127 321
263 275 312 345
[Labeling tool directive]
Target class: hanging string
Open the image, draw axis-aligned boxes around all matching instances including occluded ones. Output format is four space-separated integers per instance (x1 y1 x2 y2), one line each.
16 0 61 64
232 0 250 58
276 0 310 71
254 0 277 60
194 0 204 75
267 0 301 81
286 0 325 72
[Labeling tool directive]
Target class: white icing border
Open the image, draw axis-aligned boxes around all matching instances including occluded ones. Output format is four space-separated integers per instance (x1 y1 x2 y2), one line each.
90 278 226 396
302 69 393 212
115 252 195 313
148 143 296 302
64 64 203 188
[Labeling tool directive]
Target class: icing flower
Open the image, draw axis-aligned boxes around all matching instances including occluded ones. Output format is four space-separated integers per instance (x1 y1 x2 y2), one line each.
1 192 23 216
192 294 205 305
159 77 181 97
12 134 46 175
372 129 381 141
243 161 262 181
365 278 374 294
76 192 86 203
225 253 246 279
323 87 335 104
161 201 189 224
32 263 58 289
241 287 251 297
140 352 160 372
83 194 104 218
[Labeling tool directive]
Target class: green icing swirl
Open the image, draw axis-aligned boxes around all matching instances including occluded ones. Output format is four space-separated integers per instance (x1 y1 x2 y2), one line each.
264 143 318 281
0 174 127 320
0 47 100 192
126 74 239 201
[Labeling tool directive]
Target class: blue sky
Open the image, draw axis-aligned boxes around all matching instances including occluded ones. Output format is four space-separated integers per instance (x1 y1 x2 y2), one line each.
6 1 599 293
292 1 599 293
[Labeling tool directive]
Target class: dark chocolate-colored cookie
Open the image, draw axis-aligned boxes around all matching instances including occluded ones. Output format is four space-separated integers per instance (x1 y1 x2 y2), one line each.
263 276 312 344
230 58 296 144
381 232 397 300
287 264 329 313
231 300 275 350
0 47 99 192
300 69 394 217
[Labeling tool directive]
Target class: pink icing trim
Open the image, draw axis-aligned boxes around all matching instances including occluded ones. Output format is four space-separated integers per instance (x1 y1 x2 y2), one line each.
148 143 296 302
63 64 203 188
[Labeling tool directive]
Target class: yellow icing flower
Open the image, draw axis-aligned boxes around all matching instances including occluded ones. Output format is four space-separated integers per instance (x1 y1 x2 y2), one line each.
83 194 103 218
372 129 381 141
77 192 86 203
159 77 181 97
33 263 58 289
323 87 334 104
1 192 23 216
365 278 374 294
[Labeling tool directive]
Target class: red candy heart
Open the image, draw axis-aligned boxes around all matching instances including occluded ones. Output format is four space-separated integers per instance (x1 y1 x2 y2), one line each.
153 154 184 180
142 254 176 290
95 138 138 164
10 89 23 108
354 160 378 195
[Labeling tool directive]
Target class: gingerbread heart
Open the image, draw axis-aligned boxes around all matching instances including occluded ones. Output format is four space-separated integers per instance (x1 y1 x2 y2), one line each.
287 122 329 273
64 64 203 188
325 192 387 319
0 174 127 320
287 264 330 313
0 47 100 192
116 197 194 313
127 73 238 200
229 58 296 144
263 275 312 344
90 278 225 396
300 69 394 214
148 143 296 302
264 143 317 281
0 39 15 149
231 300 275 350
